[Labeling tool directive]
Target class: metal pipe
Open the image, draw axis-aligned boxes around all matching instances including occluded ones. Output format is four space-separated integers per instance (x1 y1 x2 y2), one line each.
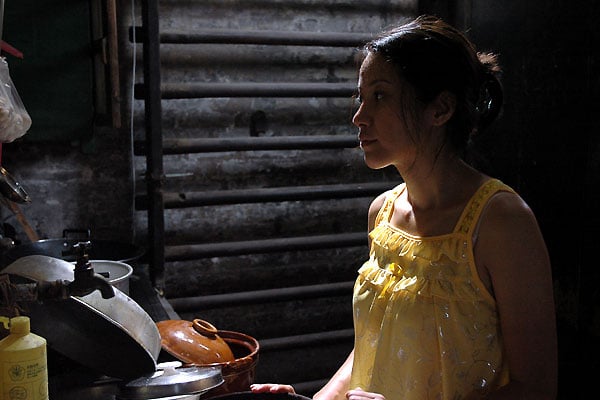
129 27 372 47
106 0 121 128
0 0 4 45
160 29 371 47
134 82 356 99
169 281 354 311
135 182 394 210
258 328 354 352
134 135 359 155
141 0 166 289
165 232 366 261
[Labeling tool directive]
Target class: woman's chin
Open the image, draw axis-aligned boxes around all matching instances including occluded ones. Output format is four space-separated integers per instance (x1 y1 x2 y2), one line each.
363 156 390 170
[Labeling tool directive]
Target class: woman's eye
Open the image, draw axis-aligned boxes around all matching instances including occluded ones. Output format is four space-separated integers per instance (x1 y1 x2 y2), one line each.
354 92 383 106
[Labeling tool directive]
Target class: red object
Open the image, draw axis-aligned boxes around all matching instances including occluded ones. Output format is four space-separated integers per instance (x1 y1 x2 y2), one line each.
0 41 23 59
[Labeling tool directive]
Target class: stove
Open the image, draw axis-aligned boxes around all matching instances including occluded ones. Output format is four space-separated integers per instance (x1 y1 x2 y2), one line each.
48 350 222 400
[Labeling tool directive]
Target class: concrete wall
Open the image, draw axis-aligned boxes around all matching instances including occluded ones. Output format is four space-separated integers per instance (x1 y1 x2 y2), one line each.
126 0 416 392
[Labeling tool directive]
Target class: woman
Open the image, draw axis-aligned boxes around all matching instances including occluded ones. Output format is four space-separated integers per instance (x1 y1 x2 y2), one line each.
252 15 557 400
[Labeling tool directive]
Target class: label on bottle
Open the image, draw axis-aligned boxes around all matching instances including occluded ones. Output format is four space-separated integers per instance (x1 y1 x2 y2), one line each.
0 348 48 400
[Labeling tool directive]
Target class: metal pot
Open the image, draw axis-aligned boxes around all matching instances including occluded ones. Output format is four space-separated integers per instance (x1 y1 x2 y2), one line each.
2 231 145 267
82 260 133 295
1 254 161 379
207 392 312 400
48 362 224 400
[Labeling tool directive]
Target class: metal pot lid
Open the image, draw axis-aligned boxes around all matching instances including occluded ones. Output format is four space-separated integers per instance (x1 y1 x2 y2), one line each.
1 255 161 379
118 362 224 400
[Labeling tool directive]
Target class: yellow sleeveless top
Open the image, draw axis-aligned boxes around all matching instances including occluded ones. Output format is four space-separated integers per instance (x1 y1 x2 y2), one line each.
350 179 512 399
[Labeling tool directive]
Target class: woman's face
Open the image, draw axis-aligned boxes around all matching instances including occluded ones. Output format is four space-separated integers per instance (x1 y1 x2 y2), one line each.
353 52 421 171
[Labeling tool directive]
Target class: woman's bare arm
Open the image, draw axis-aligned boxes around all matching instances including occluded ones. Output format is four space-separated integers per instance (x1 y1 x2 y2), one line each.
313 350 354 400
476 192 557 399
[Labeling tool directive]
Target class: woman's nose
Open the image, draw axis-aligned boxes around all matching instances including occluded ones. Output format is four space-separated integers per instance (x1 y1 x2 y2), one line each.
352 103 367 128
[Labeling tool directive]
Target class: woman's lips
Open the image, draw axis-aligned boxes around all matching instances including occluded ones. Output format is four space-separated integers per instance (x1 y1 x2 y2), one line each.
359 138 376 148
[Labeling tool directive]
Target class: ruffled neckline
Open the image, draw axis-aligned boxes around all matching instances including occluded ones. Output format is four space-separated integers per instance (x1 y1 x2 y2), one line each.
369 179 510 265
369 223 468 264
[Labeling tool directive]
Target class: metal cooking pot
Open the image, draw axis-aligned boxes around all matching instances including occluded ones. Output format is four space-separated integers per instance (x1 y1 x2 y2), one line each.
208 392 312 400
1 255 161 379
2 229 145 267
81 260 133 295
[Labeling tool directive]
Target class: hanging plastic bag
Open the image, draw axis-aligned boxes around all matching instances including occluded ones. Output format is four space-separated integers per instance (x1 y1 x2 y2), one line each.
0 56 31 142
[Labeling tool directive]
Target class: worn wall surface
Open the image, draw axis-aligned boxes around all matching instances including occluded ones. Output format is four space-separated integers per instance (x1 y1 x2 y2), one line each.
127 0 416 391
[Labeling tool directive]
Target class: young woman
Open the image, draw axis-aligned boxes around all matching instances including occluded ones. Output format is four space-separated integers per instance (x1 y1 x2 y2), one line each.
252 15 557 400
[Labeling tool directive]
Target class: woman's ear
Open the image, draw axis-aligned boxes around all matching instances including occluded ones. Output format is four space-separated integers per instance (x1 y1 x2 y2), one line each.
428 91 456 127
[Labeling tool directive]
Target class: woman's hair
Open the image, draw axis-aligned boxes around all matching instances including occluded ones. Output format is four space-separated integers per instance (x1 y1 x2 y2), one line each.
360 15 503 154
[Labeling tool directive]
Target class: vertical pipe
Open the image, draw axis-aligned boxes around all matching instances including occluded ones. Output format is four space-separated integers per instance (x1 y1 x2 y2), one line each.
141 0 165 290
0 0 4 44
90 0 107 117
0 1 4 164
106 0 121 128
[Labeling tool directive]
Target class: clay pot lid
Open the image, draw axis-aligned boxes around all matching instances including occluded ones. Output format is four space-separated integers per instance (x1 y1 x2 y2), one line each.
156 319 235 365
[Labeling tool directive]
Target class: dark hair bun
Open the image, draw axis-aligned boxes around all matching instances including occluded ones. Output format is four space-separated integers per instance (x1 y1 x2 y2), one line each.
476 72 503 132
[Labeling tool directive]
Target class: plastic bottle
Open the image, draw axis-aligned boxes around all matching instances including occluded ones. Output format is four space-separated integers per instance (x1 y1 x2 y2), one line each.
0 316 48 400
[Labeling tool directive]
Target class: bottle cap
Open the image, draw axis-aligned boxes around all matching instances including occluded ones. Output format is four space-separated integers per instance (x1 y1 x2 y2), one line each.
10 316 30 334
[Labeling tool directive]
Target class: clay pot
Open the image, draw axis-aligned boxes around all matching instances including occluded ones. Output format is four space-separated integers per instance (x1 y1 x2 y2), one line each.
156 319 260 398
156 319 235 364
201 330 260 398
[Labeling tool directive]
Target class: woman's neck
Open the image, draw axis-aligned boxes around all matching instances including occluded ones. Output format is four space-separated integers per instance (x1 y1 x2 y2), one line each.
400 154 484 212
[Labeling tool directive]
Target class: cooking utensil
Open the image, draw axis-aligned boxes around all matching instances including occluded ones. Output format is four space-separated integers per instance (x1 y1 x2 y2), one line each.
157 319 235 365
204 330 260 397
0 166 30 203
0 196 38 241
1 254 161 379
158 322 260 398
208 392 312 400
82 260 133 295
117 362 224 400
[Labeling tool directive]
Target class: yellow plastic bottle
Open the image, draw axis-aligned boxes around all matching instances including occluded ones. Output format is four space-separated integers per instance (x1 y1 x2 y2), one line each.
0 316 48 400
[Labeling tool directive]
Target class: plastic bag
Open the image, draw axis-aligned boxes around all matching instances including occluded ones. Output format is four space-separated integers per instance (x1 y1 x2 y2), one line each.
0 57 31 142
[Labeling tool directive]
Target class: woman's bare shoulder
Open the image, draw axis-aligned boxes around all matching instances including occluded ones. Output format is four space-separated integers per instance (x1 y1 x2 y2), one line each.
477 188 548 274
483 189 537 229
370 191 389 212
367 189 394 231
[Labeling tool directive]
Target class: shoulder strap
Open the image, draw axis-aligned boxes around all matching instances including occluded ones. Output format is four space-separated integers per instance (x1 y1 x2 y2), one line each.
374 183 406 227
454 179 516 236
